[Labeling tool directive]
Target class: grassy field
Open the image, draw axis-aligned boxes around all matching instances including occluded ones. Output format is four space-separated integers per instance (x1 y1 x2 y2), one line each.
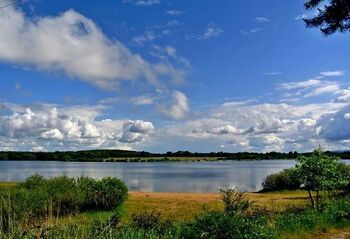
52 190 310 228
2 182 350 238
0 182 309 221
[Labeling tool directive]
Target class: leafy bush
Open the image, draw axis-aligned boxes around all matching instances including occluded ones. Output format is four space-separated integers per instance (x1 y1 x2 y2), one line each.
83 177 128 211
261 168 300 192
181 211 276 239
180 188 276 239
131 210 174 235
0 175 128 221
220 188 254 215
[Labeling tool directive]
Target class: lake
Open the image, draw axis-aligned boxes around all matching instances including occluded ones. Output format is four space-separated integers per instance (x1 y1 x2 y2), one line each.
0 160 302 192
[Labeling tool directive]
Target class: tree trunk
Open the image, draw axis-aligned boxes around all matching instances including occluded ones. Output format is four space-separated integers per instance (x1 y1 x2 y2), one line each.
308 190 316 210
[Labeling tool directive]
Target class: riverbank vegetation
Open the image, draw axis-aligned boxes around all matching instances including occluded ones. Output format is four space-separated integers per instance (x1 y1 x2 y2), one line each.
1 149 350 162
1 149 350 238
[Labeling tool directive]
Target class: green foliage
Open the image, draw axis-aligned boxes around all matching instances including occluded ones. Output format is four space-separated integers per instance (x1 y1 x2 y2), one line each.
297 149 349 191
275 198 350 236
219 188 254 215
81 177 128 211
0 175 128 227
131 210 174 235
181 211 277 239
262 168 301 192
180 188 276 239
296 148 350 209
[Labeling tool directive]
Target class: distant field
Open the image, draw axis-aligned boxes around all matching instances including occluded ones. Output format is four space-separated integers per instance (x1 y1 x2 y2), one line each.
105 156 223 162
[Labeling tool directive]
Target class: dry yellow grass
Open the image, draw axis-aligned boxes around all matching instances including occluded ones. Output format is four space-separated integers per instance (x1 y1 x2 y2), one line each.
124 190 309 221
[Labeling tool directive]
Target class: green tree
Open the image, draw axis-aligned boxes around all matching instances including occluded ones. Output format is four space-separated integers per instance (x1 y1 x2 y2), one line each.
304 0 350 36
296 148 349 210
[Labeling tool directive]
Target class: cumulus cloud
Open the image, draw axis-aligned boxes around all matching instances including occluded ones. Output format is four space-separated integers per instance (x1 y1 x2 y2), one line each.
0 104 154 151
249 134 284 147
0 6 183 90
208 125 240 135
320 107 350 141
159 99 348 152
336 87 350 102
120 120 154 143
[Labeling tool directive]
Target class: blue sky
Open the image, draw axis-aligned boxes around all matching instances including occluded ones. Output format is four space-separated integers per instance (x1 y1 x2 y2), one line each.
0 0 350 152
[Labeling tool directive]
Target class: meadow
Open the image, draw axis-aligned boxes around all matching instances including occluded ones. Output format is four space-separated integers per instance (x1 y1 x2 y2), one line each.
1 150 350 239
1 180 350 239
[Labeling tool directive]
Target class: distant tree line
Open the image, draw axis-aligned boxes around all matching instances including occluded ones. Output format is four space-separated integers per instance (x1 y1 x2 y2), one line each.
0 150 350 161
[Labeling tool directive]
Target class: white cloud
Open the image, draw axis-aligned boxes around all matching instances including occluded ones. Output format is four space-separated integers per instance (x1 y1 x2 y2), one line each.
0 104 155 151
336 87 350 102
254 17 270 23
2 99 350 152
166 20 181 27
320 106 350 141
294 14 307 20
279 71 345 99
199 24 223 40
320 71 344 77
133 31 155 46
280 79 322 90
131 95 157 106
166 10 184 16
0 7 183 90
304 83 340 98
120 120 154 143
151 45 191 69
124 0 160 6
240 28 264 35
41 129 64 140
159 99 347 152
160 91 189 119
250 134 284 147
264 72 282 76
207 125 241 135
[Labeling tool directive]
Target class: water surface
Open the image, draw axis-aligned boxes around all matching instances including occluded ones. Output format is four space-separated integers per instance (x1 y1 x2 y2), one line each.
0 160 305 192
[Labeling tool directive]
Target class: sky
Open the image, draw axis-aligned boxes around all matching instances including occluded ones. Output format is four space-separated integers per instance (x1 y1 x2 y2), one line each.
0 0 350 153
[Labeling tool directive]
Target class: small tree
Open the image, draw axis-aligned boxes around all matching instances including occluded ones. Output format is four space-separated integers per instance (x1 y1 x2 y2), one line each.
219 188 254 215
296 148 349 210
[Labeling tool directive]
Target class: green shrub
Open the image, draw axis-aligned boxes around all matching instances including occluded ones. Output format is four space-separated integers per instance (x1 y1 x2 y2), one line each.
131 210 174 235
261 168 300 192
181 211 276 239
219 188 254 215
85 177 128 211
181 188 276 239
1 175 128 222
19 174 46 190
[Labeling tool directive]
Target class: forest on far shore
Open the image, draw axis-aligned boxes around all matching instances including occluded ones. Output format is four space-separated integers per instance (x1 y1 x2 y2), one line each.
1 150 350 162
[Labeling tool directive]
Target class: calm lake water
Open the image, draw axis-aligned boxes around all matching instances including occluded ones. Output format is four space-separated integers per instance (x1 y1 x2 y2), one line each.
1 160 349 192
